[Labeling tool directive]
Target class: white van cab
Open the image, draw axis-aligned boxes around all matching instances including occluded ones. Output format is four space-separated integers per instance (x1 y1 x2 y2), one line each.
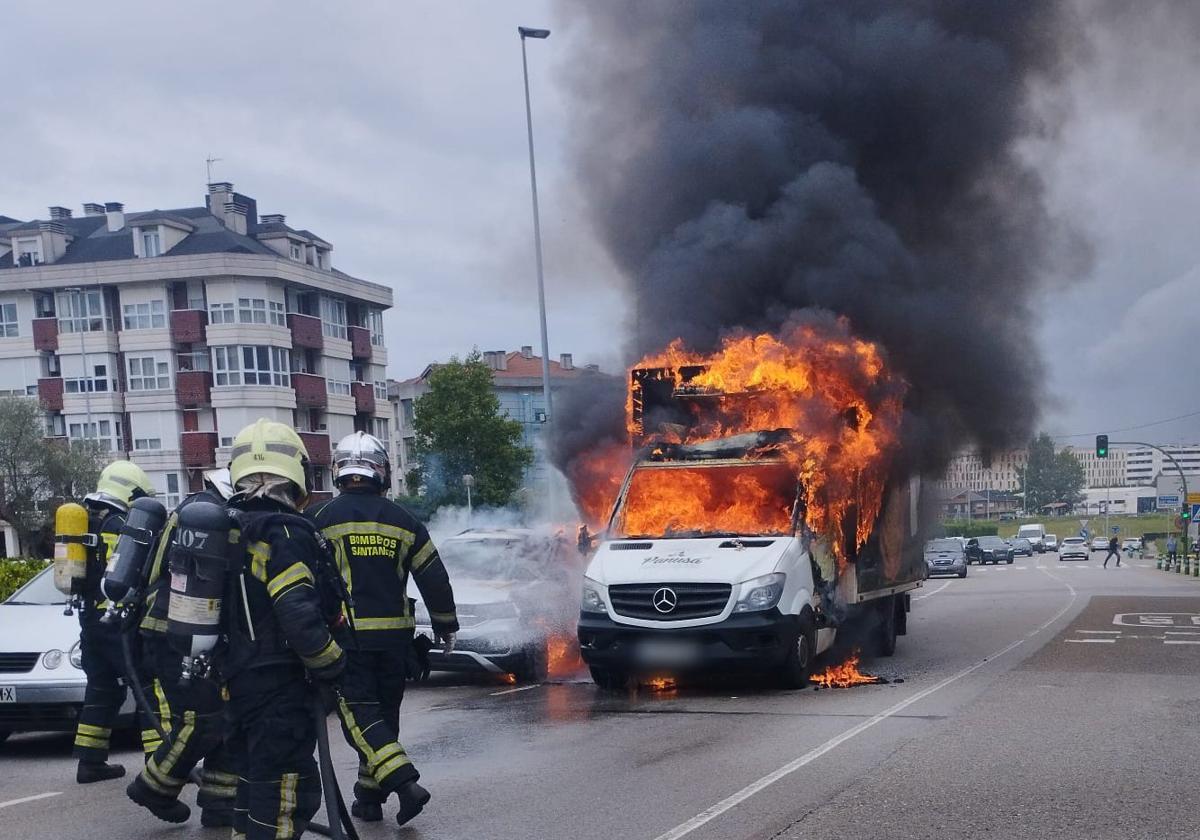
1016 523 1047 553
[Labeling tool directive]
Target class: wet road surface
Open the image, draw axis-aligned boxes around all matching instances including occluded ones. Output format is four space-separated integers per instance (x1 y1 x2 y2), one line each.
3 551 1198 839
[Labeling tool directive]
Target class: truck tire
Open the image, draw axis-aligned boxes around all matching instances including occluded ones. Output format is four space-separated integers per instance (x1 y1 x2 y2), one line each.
589 666 629 692
779 615 816 689
877 595 897 657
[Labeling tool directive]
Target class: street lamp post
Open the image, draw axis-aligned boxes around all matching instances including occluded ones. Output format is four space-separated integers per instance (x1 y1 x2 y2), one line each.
463 474 475 523
518 25 554 426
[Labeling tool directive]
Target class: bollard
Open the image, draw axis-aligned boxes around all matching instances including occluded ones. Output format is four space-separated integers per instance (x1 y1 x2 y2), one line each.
1179 556 1186 574
1157 555 1163 570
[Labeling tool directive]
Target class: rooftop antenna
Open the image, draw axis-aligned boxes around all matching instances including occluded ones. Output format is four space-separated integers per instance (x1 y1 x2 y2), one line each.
206 155 222 184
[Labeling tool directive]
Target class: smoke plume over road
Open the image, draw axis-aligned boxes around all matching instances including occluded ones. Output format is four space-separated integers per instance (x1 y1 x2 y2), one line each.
552 1 1088 477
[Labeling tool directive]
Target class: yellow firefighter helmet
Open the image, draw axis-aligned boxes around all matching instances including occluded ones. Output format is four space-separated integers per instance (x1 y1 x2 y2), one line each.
85 460 155 512
229 418 310 497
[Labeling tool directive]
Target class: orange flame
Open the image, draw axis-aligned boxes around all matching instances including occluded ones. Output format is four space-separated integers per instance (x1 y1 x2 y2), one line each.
811 651 883 688
545 634 587 680
645 676 677 693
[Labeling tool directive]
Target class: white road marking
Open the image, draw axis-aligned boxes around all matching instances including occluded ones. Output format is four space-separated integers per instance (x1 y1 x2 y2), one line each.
1078 630 1120 634
489 683 543 696
1165 631 1200 636
0 792 61 810
649 569 1079 840
1066 638 1116 644
1163 640 1200 646
913 581 951 601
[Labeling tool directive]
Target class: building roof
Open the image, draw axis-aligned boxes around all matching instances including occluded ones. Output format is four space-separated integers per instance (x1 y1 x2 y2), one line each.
392 349 598 391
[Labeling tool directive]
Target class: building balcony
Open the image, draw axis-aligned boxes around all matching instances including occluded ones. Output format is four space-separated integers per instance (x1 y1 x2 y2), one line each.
348 325 373 361
176 370 213 407
33 318 59 352
352 381 376 414
288 313 324 351
181 431 219 468
170 309 208 344
38 377 64 411
298 431 332 466
307 491 334 505
293 372 328 409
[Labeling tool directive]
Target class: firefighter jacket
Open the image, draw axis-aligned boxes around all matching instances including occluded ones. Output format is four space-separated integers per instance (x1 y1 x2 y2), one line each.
80 504 125 625
222 500 345 681
139 487 229 636
308 488 458 650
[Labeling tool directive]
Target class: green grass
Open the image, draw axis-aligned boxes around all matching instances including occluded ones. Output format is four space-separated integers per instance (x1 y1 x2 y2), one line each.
989 514 1176 541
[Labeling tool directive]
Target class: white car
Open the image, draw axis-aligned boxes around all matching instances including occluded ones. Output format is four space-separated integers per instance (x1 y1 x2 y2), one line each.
1044 534 1058 551
1058 537 1089 561
1090 536 1110 551
0 566 134 744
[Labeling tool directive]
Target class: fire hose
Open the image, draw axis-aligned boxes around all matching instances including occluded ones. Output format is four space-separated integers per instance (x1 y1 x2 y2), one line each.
120 613 170 743
306 688 358 840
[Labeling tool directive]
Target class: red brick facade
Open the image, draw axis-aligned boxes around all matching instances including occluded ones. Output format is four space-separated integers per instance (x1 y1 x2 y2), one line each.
287 313 324 350
298 431 332 466
169 309 208 344
292 372 328 408
175 370 213 407
38 377 64 411
181 431 218 468
348 325 372 360
32 318 58 352
352 381 376 414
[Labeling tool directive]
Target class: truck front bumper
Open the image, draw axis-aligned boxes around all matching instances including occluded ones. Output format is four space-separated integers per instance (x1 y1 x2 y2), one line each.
578 610 799 674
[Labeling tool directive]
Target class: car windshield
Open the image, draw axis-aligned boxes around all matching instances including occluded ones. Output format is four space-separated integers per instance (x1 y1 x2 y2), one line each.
1017 527 1041 538
614 461 797 539
1012 539 1031 547
4 566 63 605
979 537 1008 548
438 537 542 581
1062 538 1085 545
927 539 961 552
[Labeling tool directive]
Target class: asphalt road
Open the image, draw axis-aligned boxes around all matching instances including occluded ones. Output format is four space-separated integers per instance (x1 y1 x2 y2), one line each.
3 549 1199 840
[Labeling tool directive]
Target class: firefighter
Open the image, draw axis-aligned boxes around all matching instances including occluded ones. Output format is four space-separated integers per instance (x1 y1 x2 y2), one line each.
309 431 458 826
126 468 237 825
224 419 345 840
73 460 159 784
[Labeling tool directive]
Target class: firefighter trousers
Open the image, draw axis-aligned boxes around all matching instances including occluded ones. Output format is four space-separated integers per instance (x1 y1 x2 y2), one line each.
227 664 321 840
131 635 235 813
334 648 418 804
73 618 164 763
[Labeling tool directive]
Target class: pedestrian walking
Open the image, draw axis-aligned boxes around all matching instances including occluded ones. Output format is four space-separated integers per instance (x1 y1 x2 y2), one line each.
1167 533 1178 566
1103 534 1121 568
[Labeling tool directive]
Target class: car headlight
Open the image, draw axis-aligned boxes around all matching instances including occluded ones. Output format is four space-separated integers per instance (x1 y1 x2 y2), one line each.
43 649 64 670
734 572 786 613
69 641 83 669
581 578 608 614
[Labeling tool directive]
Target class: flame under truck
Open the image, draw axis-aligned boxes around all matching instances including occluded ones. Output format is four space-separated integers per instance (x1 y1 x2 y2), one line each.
577 365 928 689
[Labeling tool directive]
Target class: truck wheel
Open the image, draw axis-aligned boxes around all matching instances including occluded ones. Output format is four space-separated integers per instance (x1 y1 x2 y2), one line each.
779 616 816 689
589 666 629 692
877 595 897 657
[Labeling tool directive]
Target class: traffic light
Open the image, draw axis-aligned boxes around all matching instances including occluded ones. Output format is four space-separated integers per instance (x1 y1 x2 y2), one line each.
1096 434 1108 458
1184 507 1192 522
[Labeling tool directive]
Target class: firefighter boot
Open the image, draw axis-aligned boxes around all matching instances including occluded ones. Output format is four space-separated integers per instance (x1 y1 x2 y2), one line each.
395 781 431 827
77 761 126 784
351 800 384 822
125 776 191 823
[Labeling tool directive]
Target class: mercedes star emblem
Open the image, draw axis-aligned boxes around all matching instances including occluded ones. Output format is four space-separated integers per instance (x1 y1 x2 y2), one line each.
652 587 678 614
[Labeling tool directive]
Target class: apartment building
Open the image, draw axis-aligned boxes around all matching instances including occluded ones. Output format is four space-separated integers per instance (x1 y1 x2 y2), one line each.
0 183 393 510
389 347 597 495
1064 445 1126 488
936 448 1028 493
1124 444 1200 487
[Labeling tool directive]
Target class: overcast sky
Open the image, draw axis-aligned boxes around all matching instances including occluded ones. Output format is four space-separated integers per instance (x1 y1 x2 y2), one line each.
2 1 1197 446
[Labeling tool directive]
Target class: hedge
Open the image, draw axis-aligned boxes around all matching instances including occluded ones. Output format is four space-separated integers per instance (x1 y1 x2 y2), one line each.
0 558 50 602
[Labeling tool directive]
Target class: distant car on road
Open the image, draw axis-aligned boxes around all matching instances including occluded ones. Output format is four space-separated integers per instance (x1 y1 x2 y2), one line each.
1009 538 1034 557
0 566 134 744
966 536 1014 565
1059 537 1089 561
1044 534 1058 551
1090 536 1109 551
1122 537 1142 554
1016 524 1047 552
924 538 968 578
998 512 1016 522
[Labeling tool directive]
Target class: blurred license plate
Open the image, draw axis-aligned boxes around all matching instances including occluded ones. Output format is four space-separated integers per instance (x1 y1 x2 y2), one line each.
0 686 15 702
633 638 703 668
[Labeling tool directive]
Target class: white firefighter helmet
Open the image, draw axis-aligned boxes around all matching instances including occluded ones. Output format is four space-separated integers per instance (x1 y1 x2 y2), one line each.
332 431 390 489
202 467 234 501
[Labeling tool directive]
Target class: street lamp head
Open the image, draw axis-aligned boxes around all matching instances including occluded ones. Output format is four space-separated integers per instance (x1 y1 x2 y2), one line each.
519 26 551 39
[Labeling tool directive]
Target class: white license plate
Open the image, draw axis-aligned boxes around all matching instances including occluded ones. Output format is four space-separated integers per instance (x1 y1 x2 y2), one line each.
0 686 15 702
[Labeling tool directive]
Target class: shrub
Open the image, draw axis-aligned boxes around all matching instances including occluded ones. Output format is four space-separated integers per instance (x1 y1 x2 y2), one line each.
0 558 50 602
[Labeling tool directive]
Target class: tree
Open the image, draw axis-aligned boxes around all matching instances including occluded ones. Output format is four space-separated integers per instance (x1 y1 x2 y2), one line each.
409 352 533 509
1020 432 1086 513
0 398 106 555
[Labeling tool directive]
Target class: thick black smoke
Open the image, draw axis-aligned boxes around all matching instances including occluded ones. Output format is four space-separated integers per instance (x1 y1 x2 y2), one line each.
552 0 1087 476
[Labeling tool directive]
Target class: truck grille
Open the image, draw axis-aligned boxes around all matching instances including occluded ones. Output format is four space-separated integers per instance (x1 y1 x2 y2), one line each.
609 583 732 621
0 653 40 673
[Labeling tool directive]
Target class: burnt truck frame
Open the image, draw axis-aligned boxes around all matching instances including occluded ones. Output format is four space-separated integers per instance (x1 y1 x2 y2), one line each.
577 365 928 690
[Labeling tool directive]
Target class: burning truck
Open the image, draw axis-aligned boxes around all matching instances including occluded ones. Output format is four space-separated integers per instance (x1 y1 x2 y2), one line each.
574 326 929 689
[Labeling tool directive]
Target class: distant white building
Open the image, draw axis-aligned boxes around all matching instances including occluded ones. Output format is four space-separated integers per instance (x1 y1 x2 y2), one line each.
1063 445 1126 489
1124 444 1200 487
936 449 1027 493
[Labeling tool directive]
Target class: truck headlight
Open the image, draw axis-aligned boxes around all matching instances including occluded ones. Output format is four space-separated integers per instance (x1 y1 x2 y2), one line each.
69 641 83 669
734 573 785 613
581 578 608 614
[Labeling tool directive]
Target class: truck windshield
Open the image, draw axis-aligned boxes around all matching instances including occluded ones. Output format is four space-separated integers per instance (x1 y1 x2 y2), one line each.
613 461 796 539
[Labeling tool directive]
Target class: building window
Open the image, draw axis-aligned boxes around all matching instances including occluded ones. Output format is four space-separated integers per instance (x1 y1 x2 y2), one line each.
400 399 414 427
367 309 385 346
65 364 113 393
209 302 236 325
289 241 303 261
134 437 163 450
176 350 211 372
373 380 387 400
269 300 285 326
128 356 171 390
122 300 166 330
16 238 43 266
238 298 268 324
325 358 351 395
57 289 110 333
0 302 17 337
212 345 290 387
141 229 162 257
321 297 347 340
164 473 181 509
68 420 114 452
373 417 390 445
